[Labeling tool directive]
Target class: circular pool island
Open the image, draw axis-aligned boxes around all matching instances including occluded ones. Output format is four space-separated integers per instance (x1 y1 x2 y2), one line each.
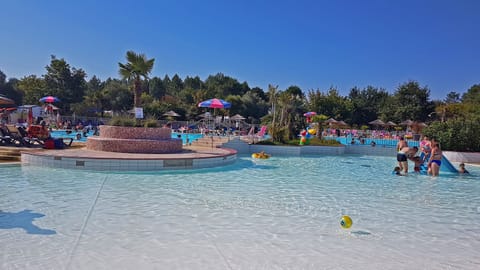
86 125 182 154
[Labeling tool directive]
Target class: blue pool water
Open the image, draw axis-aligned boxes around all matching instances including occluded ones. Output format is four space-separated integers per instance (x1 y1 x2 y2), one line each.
50 130 203 144
1 156 479 269
325 135 420 148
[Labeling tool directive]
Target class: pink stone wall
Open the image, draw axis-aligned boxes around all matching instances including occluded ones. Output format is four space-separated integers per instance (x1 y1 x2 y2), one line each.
87 137 182 153
99 125 172 140
86 125 183 153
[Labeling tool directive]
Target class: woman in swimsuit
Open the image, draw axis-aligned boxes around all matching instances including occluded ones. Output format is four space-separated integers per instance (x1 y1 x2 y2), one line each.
396 137 408 172
428 142 442 176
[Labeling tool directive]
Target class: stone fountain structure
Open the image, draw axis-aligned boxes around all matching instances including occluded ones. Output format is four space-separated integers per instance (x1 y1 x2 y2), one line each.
86 125 182 153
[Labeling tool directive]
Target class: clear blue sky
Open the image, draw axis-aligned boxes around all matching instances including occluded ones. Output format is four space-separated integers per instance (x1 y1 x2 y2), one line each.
1 0 479 100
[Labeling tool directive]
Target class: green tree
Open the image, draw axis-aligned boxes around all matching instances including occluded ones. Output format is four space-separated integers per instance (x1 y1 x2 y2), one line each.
204 73 247 97
306 88 350 121
101 79 133 112
385 81 434 122
17 75 47 105
43 55 87 112
0 70 23 105
148 77 166 99
462 84 480 105
169 74 184 96
267 84 279 141
285 85 304 98
118 51 155 108
277 89 304 141
184 76 203 90
349 86 389 126
444 91 461 104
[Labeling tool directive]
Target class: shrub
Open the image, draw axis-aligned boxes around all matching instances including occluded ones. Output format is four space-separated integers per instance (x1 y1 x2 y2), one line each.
143 118 159 128
109 115 137 127
423 118 480 152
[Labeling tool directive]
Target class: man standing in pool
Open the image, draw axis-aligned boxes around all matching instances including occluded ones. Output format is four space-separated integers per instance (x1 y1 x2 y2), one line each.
397 146 418 174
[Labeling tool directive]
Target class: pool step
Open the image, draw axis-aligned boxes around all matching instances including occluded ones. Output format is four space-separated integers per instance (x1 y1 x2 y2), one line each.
189 136 230 148
0 148 23 162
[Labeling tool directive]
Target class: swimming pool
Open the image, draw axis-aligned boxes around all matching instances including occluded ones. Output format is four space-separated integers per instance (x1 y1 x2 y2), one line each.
50 130 203 145
325 135 420 148
1 156 479 269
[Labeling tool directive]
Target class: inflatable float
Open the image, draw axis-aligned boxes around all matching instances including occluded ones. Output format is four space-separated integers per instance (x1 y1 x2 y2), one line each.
252 152 270 159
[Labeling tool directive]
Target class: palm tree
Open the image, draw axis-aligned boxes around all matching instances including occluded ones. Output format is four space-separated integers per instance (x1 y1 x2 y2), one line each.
118 51 155 108
267 84 278 140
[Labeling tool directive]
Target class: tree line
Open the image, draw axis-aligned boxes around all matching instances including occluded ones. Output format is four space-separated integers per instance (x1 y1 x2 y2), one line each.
0 52 479 151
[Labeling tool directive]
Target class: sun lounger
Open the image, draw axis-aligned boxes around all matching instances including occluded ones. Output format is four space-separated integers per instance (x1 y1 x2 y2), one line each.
0 127 15 146
5 125 31 146
43 137 73 149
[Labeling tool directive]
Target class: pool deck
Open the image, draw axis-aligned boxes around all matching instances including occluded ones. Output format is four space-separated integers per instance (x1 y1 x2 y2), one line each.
19 144 237 171
23 145 234 159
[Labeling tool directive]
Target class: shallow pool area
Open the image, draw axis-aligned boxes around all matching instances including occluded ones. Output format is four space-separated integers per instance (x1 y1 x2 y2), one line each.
1 155 479 269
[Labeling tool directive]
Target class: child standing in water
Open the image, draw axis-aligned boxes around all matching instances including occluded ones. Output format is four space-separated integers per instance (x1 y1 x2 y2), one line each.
458 163 469 174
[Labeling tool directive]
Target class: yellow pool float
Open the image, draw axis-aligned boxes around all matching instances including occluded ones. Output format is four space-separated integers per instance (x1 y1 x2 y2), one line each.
252 152 270 159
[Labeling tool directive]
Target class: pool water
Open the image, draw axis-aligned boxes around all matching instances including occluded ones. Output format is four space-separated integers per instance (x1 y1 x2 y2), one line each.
1 156 479 269
50 130 203 144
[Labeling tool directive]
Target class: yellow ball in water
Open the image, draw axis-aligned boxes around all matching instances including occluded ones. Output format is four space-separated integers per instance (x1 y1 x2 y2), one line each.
340 215 353 229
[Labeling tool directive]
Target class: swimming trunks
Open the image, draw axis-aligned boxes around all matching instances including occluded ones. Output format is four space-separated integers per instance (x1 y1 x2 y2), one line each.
414 166 420 172
431 160 441 166
397 153 407 162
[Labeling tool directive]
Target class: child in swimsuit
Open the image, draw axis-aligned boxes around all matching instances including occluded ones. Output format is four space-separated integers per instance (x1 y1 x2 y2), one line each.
393 166 402 175
459 163 469 174
411 156 422 173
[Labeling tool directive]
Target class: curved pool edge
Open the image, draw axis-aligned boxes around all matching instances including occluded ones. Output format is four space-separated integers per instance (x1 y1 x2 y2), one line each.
20 146 237 171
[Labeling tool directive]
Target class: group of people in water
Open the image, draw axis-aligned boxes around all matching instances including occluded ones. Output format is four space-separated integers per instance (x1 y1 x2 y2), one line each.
394 135 469 176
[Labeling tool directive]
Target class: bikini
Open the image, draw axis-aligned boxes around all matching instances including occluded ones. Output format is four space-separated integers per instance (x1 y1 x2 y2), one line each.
430 149 442 166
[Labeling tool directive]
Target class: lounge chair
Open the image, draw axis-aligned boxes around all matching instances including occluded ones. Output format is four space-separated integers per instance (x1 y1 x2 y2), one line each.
43 137 73 149
5 125 31 146
246 125 268 144
257 125 267 138
23 125 50 145
0 127 15 146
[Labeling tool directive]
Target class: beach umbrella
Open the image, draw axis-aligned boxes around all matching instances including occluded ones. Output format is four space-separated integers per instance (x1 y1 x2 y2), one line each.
325 118 338 124
368 119 385 126
39 96 60 103
163 110 181 117
230 114 245 120
303 112 317 123
0 95 15 105
336 120 348 126
198 112 213 119
414 122 427 127
303 112 317 117
0 107 17 112
198 98 231 109
385 121 397 127
400 119 414 126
